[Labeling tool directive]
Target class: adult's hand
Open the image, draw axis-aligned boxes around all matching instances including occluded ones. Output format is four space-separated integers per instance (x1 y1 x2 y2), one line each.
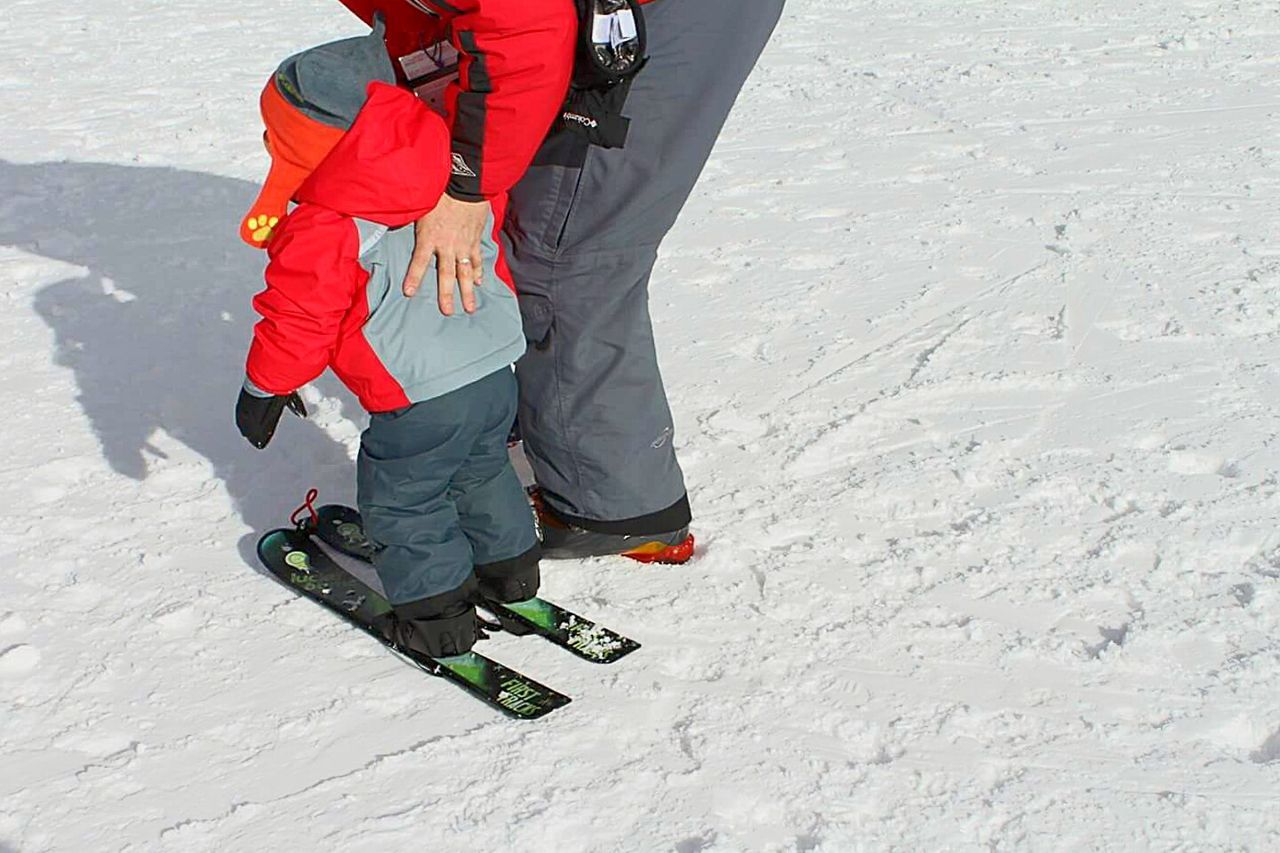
402 194 490 315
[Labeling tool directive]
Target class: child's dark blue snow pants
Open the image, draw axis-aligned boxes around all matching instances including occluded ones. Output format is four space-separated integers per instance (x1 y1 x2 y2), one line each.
356 367 536 606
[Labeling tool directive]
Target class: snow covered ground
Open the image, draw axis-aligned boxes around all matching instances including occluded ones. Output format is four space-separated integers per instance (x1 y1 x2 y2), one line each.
3 0 1279 849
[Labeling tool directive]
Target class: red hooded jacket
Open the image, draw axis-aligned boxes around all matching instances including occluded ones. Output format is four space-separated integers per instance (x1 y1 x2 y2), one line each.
247 83 526 411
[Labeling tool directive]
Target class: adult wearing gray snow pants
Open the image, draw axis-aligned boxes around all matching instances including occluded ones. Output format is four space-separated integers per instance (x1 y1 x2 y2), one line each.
502 0 786 550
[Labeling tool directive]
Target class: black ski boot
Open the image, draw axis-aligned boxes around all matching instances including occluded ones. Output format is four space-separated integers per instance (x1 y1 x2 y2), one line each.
475 546 542 635
378 578 481 659
475 545 542 603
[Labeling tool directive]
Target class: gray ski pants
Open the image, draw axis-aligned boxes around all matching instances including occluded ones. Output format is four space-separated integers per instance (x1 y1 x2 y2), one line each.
357 368 537 605
503 0 785 528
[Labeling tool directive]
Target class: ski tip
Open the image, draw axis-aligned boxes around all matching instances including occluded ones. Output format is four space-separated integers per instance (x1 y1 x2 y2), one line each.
590 637 642 664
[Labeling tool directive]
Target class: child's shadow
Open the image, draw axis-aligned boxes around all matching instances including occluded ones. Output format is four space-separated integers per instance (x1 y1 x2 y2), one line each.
2 158 360 567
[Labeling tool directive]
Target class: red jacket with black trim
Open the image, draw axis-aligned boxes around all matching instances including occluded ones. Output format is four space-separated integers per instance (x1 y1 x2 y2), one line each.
338 0 578 202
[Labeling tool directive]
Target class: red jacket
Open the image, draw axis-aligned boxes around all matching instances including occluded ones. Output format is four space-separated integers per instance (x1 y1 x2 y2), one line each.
337 0 578 202
247 83 526 411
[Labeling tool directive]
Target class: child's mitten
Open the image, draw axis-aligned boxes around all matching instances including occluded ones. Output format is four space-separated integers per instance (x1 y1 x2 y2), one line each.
236 386 307 449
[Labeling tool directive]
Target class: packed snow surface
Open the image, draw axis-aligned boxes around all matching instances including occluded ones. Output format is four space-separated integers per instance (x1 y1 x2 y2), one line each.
3 1 1279 850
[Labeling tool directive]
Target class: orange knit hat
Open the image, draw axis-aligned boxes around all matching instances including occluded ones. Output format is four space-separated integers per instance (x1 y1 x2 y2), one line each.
240 81 346 248
240 17 396 248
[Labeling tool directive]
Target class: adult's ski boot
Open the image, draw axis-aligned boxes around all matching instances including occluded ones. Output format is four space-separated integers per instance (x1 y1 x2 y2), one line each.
532 491 695 564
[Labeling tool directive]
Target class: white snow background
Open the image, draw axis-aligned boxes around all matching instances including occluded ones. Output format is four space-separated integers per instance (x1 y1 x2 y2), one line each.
3 1 1279 850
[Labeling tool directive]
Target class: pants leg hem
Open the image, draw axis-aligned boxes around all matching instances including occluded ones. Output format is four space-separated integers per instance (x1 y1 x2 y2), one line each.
551 494 692 536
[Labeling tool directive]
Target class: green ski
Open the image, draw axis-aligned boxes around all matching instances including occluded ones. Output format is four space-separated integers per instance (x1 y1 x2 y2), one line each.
311 504 641 665
258 528 571 720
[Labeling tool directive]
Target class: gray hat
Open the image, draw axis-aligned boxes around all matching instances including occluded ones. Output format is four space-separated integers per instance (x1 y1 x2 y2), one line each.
273 14 397 130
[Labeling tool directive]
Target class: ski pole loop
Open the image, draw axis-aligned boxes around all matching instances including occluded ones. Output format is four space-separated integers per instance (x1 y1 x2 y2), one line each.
290 488 321 531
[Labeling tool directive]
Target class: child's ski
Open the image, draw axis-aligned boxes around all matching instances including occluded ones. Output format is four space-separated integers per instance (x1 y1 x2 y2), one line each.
258 528 571 719
310 504 641 665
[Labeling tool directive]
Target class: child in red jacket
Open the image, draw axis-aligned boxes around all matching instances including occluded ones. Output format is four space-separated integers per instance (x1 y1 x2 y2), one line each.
234 21 539 658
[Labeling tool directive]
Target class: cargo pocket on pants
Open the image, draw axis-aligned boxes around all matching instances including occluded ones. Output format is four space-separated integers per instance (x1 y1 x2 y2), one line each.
518 292 555 352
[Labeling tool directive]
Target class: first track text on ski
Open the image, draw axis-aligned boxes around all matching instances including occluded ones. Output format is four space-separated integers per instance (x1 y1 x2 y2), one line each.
310 503 641 665
258 527 571 720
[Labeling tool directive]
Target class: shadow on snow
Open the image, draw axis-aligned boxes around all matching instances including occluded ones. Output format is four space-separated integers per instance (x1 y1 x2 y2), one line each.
1 158 359 566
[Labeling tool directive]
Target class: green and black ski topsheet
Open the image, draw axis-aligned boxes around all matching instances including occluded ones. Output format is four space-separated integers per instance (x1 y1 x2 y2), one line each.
312 504 640 665
258 528 570 720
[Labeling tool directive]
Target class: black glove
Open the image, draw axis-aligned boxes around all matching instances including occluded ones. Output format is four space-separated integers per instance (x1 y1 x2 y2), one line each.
236 387 307 449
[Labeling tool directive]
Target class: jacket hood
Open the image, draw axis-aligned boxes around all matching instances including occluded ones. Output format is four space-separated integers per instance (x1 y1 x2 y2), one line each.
294 81 451 227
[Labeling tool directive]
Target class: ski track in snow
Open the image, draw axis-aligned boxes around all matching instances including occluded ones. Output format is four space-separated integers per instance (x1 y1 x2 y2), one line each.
4 1 1280 850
